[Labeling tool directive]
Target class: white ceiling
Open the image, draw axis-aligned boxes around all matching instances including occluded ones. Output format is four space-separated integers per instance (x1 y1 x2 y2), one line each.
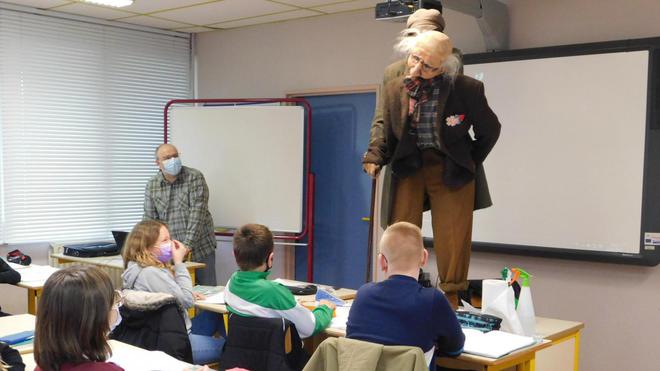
0 0 381 33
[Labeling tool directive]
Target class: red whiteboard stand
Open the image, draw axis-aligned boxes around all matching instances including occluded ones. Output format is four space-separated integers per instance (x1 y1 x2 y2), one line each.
164 98 315 282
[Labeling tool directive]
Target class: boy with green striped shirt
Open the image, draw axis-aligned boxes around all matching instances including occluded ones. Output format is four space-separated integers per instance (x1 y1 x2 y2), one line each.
225 224 336 338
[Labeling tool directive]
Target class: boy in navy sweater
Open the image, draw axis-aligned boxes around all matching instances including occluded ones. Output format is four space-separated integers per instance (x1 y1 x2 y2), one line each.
346 222 464 365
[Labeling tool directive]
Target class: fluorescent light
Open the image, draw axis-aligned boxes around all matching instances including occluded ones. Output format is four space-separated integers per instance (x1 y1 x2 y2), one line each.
80 0 134 8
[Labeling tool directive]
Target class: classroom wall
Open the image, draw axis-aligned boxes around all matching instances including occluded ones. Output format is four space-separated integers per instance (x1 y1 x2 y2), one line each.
195 8 485 98
196 2 660 370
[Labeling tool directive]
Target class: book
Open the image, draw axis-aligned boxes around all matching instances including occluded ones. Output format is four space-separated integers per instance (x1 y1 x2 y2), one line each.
0 330 34 345
193 285 225 304
462 329 537 358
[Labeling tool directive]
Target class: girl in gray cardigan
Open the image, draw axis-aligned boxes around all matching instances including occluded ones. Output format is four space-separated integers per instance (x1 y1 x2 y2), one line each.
121 220 223 366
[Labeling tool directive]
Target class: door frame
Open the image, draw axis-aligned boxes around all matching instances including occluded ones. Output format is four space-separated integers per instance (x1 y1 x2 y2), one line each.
285 85 381 283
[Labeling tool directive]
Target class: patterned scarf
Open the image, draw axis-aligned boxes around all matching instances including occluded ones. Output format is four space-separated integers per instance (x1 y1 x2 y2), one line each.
404 75 451 150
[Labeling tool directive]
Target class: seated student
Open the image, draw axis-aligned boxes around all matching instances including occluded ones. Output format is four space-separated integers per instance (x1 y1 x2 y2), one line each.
346 222 465 366
0 258 21 316
224 223 336 339
121 220 224 365
34 265 124 371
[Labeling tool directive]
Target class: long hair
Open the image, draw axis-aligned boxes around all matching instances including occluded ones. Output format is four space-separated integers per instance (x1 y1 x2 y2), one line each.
122 219 168 269
34 266 115 371
393 27 421 57
441 53 461 82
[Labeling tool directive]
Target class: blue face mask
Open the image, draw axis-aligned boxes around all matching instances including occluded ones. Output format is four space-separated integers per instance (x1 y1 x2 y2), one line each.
162 157 182 176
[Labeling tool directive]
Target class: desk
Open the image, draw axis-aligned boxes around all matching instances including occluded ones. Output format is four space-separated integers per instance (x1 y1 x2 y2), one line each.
16 280 44 315
535 317 584 371
21 340 194 371
52 253 206 318
432 316 583 371
435 341 552 371
0 313 35 354
51 253 206 286
298 312 580 371
194 282 357 336
11 263 59 315
195 283 356 312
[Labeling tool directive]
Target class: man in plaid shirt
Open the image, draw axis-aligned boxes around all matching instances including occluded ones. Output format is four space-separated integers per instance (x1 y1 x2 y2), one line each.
144 143 217 285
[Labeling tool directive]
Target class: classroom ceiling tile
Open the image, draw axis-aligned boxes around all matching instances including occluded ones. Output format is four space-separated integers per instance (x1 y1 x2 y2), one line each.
269 0 337 8
313 0 379 14
121 0 214 14
175 26 216 33
1 0 72 9
50 2 135 20
210 9 320 29
153 0 296 26
117 15 192 29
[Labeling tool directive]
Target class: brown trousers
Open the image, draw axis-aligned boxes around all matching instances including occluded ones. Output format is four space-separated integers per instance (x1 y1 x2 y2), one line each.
391 150 475 293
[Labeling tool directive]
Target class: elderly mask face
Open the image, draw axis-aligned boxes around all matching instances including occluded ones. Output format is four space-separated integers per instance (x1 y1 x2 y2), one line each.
407 31 453 80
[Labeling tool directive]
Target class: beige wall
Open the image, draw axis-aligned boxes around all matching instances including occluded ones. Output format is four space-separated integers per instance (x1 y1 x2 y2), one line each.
196 8 484 98
196 2 660 370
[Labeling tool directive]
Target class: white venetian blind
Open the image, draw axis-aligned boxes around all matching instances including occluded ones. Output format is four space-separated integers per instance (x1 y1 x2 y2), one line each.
0 8 191 243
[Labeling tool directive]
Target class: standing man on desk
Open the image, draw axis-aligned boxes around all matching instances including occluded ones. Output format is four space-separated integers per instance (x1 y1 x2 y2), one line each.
363 31 501 307
144 143 217 285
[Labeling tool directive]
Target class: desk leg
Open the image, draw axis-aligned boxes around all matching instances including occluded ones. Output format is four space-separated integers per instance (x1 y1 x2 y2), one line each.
487 353 535 371
27 288 41 314
187 268 197 319
573 331 581 371
188 268 197 285
515 359 531 371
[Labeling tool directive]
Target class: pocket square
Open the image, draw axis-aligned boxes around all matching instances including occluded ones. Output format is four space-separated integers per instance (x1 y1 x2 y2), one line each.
446 114 465 127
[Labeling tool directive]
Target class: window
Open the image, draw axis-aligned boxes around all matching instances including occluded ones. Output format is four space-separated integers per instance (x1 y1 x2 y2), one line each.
0 8 192 243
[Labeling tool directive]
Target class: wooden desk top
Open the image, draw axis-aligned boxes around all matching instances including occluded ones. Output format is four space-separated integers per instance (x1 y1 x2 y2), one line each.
0 314 36 354
16 280 46 290
535 316 585 341
51 253 206 269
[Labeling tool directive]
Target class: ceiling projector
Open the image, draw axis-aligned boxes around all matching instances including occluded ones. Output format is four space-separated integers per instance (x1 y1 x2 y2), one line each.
375 0 443 22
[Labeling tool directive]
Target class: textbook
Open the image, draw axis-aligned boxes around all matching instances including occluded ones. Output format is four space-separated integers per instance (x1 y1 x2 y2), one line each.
462 329 537 358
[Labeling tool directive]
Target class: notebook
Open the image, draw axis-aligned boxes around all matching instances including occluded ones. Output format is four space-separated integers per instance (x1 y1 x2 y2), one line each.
462 328 537 358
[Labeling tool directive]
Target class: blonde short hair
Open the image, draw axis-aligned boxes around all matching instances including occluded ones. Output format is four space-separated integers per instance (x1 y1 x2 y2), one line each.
380 222 424 269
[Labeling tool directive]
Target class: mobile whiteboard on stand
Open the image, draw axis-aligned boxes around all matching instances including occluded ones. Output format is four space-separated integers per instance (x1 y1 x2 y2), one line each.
165 99 316 281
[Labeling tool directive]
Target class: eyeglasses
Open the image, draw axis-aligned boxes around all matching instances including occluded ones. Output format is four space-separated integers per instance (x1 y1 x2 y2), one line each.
409 54 440 73
113 290 124 308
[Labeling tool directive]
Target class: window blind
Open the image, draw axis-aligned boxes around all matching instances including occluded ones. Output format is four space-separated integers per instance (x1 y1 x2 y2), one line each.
0 8 192 243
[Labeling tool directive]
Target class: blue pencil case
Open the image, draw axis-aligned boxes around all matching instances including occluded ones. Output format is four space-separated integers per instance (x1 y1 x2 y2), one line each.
0 330 34 345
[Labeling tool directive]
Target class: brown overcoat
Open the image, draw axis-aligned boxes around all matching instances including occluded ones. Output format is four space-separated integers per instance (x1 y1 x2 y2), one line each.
364 59 501 227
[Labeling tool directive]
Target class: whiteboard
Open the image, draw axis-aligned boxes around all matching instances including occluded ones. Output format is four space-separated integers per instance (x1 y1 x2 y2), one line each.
422 51 648 254
170 105 305 233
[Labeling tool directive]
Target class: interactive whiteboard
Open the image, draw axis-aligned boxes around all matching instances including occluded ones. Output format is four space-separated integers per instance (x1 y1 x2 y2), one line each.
422 50 649 255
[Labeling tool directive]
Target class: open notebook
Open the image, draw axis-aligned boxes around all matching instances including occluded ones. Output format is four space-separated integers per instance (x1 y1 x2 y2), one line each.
462 329 537 358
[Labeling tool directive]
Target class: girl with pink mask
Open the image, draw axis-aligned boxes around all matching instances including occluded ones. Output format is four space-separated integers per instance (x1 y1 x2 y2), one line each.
121 220 223 366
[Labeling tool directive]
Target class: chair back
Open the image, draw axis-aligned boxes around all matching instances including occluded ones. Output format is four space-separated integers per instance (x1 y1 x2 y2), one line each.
219 314 308 371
